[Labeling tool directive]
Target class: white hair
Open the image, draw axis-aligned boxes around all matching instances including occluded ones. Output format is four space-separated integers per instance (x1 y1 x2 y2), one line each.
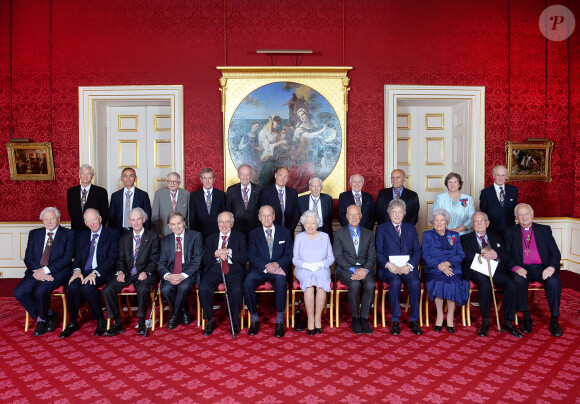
349 174 364 184
308 177 323 187
429 208 450 226
492 165 507 176
300 210 320 226
79 164 95 176
40 207 61 220
514 203 534 217
130 207 148 222
166 172 181 181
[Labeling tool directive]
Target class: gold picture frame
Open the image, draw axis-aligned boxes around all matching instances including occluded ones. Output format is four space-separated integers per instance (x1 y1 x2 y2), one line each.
218 66 351 198
7 142 55 181
505 141 553 182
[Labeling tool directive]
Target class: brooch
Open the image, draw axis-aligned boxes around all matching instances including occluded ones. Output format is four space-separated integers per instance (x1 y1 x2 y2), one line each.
459 198 468 207
447 235 456 246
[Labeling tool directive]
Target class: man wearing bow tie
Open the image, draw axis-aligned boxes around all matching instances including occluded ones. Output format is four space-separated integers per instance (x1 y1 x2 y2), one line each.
480 165 518 236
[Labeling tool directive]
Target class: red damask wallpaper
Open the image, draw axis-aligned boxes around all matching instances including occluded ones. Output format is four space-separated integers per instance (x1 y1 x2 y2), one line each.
0 0 577 221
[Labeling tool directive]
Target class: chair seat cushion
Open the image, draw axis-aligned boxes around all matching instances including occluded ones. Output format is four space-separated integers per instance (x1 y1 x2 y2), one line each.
53 286 66 294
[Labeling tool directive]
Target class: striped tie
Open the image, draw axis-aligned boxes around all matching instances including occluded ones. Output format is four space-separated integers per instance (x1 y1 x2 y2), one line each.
242 186 249 210
355 193 362 207
39 232 54 267
206 191 212 214
131 235 141 276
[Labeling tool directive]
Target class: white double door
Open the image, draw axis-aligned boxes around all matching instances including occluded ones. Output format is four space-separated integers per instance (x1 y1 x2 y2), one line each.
106 106 172 201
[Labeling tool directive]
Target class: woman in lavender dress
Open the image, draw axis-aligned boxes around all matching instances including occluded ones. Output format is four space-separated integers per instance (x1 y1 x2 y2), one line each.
292 210 334 335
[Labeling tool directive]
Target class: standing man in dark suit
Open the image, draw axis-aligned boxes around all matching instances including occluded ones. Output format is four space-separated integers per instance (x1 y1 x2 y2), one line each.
243 205 293 337
480 165 518 236
60 209 119 338
189 168 226 240
260 167 299 234
13 207 75 336
375 169 419 226
298 177 333 240
504 203 563 337
460 212 522 338
226 164 262 237
67 164 109 232
109 167 152 233
157 212 202 330
375 199 422 336
333 205 376 334
199 211 247 336
151 172 190 237
338 174 375 230
103 207 160 336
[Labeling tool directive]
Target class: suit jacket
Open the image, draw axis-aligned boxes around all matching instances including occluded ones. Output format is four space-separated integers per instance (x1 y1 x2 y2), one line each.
333 225 376 273
24 225 75 281
503 223 561 271
337 191 376 230
109 187 152 230
226 182 262 236
72 226 119 283
117 229 160 281
460 231 508 280
375 187 420 225
202 229 247 276
189 187 226 239
67 184 109 232
157 229 203 283
247 225 293 275
298 193 333 238
375 221 421 282
260 185 299 232
480 184 518 235
151 187 190 237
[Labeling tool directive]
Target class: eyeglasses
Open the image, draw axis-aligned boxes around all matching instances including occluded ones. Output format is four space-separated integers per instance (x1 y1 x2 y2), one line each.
472 220 488 224
167 180 180 185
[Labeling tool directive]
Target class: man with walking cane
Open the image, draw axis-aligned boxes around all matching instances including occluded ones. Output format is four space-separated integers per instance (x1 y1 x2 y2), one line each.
199 211 247 336
460 212 522 338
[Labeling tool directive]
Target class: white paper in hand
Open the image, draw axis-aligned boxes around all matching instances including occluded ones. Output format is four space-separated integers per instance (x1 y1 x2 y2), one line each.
389 255 410 267
471 253 498 277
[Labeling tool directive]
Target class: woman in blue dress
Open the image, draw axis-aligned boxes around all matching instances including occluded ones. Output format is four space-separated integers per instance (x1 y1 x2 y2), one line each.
433 172 474 235
422 208 469 333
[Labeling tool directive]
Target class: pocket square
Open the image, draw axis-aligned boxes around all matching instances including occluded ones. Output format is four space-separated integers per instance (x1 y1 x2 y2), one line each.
279 240 285 244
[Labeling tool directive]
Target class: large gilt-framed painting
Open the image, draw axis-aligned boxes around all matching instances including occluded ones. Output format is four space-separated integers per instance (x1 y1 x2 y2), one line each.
505 141 553 182
219 67 351 197
7 142 55 181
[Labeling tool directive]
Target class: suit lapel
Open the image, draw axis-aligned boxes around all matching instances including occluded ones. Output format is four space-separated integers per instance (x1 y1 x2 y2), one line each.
513 227 524 263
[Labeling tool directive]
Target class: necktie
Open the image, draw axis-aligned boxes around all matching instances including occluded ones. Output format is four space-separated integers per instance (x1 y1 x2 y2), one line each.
81 189 88 211
355 193 362 207
350 228 359 246
395 224 401 238
170 190 177 211
206 190 212 214
311 196 319 211
278 188 285 227
131 235 141 276
221 236 229 274
84 233 99 272
39 232 54 267
266 229 273 259
124 190 133 227
499 187 505 207
478 234 488 248
394 188 401 199
242 187 249 210
174 236 182 274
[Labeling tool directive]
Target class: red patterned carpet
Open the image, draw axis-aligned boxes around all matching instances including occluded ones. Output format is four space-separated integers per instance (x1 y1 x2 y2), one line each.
1 290 579 403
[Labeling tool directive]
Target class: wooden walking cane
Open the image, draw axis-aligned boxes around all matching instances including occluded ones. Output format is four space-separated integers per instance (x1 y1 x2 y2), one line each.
478 255 501 333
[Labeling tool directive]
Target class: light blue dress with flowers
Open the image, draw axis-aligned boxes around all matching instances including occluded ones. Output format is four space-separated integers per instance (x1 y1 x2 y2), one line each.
433 192 475 235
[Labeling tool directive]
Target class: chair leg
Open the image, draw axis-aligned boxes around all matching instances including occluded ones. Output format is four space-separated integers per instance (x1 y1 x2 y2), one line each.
424 290 430 327
106 318 111 330
291 290 296 328
25 311 30 332
329 291 334 328
125 295 133 317
419 290 423 327
467 290 473 327
60 294 68 331
196 290 201 327
150 293 156 332
286 290 290 328
404 293 410 312
335 290 341 328
158 293 163 328
461 305 466 327
117 295 124 318
381 289 387 327
373 291 378 327
240 298 244 329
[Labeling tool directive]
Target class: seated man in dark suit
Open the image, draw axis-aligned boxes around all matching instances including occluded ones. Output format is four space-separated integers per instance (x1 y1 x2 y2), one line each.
298 177 333 240
109 167 152 233
189 168 226 240
338 174 375 230
60 208 119 338
375 169 419 225
375 199 422 336
67 164 109 232
199 211 247 336
480 165 518 236
226 164 263 238
333 205 376 334
13 207 76 336
504 203 563 337
243 205 293 337
157 211 202 330
260 167 299 234
460 212 522 338
103 207 160 336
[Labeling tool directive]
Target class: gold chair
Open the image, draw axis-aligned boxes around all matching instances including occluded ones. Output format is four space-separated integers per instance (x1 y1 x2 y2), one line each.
381 282 424 327
200 282 245 329
424 288 466 327
245 281 290 327
291 279 334 328
24 286 67 332
106 284 161 331
335 280 379 327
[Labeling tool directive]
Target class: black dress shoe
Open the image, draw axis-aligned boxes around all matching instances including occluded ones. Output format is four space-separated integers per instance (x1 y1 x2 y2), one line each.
46 312 58 332
104 322 124 337
94 320 107 337
59 322 79 338
446 325 455 333
410 320 423 335
202 319 217 336
390 321 400 336
182 309 191 326
521 319 533 334
502 322 523 338
33 321 47 337
549 321 563 337
137 320 147 336
352 318 363 334
307 328 316 336
231 325 240 336
274 322 285 338
360 318 373 334
167 313 179 330
315 327 323 334
477 322 489 337
248 321 260 336
433 325 442 332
